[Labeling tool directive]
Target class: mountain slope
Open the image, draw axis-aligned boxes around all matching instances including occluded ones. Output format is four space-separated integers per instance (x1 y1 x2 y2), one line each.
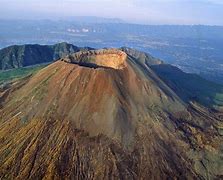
0 43 162 71
0 49 222 179
0 42 89 70
151 64 223 110
121 47 163 66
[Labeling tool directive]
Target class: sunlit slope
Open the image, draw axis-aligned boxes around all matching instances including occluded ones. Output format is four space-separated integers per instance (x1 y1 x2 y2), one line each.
0 49 222 179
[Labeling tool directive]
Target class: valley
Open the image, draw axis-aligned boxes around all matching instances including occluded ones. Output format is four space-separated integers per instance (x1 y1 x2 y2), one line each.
1 20 223 84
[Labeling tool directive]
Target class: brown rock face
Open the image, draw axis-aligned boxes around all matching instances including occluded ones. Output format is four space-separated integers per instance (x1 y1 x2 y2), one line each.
0 48 222 179
62 49 127 69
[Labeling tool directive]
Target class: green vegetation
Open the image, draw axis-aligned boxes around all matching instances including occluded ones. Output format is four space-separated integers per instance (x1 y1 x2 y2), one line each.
214 93 223 106
0 42 85 70
0 64 47 84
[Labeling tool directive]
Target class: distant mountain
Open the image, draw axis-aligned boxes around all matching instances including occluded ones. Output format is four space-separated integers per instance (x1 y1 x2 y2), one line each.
0 48 222 179
0 43 162 70
0 42 92 70
65 16 125 24
121 47 163 66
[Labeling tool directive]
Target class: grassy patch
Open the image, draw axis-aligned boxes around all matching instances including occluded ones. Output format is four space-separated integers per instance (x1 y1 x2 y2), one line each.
0 64 48 84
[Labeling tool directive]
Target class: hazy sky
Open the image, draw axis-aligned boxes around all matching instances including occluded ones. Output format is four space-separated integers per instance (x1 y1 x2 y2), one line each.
0 0 222 25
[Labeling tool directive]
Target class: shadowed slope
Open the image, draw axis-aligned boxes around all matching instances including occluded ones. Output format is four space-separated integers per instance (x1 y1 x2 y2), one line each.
151 64 223 110
0 42 92 70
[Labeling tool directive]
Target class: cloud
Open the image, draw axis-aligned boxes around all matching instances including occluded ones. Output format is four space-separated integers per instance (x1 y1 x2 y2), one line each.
0 0 222 25
206 0 223 4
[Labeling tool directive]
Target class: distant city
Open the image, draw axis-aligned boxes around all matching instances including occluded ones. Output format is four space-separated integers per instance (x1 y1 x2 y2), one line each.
0 18 223 84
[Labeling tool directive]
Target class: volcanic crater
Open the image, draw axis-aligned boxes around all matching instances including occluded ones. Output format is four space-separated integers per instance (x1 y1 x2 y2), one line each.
62 49 127 69
0 47 222 179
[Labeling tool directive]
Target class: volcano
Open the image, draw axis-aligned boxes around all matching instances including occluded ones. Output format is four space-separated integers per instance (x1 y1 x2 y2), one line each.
0 49 222 179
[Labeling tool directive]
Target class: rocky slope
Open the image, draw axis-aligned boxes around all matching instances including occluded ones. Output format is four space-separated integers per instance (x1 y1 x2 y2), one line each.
62 49 127 69
0 49 222 179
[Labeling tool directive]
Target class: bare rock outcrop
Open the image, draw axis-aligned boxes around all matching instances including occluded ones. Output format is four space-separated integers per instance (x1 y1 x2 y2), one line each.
62 49 127 69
